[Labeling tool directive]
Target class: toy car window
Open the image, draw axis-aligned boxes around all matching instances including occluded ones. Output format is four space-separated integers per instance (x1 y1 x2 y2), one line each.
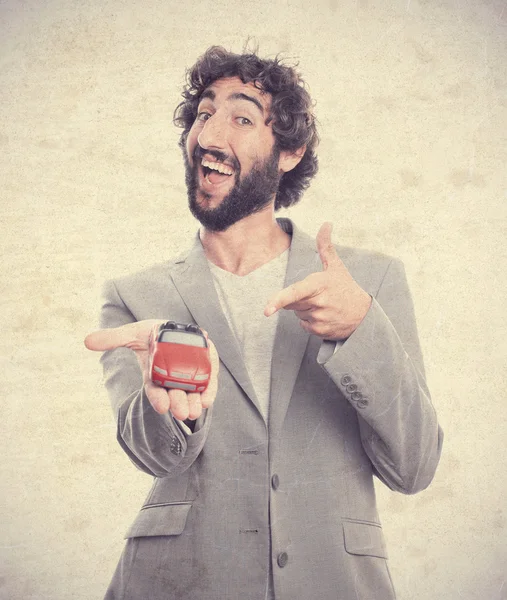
159 331 206 347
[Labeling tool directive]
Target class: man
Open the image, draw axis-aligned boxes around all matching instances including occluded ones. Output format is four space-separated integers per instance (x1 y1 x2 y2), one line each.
85 46 443 600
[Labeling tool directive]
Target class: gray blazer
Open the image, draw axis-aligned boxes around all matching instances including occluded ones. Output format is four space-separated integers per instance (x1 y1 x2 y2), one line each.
100 218 443 600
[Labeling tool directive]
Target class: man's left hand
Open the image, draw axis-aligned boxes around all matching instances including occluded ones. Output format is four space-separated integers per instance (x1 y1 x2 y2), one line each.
264 222 372 340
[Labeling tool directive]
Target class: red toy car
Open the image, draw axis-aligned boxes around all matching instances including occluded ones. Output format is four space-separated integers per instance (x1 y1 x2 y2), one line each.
149 321 211 393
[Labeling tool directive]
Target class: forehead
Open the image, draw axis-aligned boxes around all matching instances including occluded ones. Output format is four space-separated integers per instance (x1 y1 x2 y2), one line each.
199 77 272 112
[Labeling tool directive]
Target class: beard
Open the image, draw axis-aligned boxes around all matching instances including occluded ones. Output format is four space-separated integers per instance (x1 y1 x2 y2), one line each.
183 144 282 232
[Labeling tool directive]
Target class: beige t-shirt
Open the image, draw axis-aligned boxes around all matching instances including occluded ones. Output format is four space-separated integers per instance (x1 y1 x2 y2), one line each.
208 249 289 422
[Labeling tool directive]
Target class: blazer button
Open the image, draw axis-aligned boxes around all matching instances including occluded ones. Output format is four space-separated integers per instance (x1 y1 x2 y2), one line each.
341 375 352 385
351 391 362 401
357 397 369 409
277 552 289 568
271 474 280 490
346 383 358 393
170 436 182 455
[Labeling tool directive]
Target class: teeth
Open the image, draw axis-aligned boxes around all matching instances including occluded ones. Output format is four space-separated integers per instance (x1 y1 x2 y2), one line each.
201 158 233 176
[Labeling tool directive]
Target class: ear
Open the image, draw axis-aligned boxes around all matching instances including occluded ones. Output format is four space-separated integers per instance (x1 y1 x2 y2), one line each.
278 145 306 174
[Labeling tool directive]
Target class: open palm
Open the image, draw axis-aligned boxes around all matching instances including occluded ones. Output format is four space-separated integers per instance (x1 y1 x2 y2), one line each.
85 320 219 421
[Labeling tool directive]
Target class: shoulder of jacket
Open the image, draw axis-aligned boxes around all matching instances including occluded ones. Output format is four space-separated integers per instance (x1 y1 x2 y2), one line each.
336 244 399 269
107 248 189 292
335 245 403 296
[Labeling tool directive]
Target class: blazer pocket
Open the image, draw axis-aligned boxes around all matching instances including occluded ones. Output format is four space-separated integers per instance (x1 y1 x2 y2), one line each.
342 519 388 559
124 502 192 539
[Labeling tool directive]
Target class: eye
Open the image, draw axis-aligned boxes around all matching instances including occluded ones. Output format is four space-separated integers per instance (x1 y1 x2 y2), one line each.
236 117 253 126
197 111 211 122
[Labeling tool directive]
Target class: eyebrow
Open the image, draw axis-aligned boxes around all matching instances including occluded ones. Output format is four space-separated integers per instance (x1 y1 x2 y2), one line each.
199 89 265 115
229 92 265 114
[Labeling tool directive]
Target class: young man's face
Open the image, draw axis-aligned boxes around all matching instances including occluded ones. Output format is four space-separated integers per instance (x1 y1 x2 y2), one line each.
183 77 285 232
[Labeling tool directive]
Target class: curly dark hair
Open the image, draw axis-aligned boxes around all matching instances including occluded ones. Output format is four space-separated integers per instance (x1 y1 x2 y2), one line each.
173 46 319 210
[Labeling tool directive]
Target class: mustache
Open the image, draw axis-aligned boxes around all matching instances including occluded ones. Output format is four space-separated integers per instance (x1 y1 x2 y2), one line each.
192 145 240 171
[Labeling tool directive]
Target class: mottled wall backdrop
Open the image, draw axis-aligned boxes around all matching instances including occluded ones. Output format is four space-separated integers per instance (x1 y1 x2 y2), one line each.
1 0 506 599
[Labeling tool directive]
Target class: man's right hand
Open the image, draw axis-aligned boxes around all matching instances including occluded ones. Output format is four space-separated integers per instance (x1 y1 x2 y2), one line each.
84 320 219 422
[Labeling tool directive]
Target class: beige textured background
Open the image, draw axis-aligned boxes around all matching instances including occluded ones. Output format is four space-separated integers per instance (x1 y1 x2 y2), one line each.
1 0 506 598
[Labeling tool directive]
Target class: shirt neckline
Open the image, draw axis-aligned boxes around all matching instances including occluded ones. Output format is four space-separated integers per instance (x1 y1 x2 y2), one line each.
207 248 290 279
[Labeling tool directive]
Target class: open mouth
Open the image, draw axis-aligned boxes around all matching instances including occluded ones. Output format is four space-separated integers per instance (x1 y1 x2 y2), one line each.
201 158 234 185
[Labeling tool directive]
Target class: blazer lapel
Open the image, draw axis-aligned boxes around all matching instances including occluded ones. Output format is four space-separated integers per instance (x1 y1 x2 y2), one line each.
268 219 321 440
168 236 261 415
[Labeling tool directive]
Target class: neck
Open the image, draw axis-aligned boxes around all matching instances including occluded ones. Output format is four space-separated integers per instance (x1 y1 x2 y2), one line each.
199 208 291 276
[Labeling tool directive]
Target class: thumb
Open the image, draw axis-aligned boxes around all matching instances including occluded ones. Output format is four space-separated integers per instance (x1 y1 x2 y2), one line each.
316 222 340 271
84 320 161 352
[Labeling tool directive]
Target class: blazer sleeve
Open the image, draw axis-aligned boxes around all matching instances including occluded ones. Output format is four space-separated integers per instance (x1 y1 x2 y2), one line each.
99 279 213 478
319 257 443 494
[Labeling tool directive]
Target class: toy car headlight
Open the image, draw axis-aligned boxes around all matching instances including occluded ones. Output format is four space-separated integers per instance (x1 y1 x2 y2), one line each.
194 374 209 381
153 366 168 376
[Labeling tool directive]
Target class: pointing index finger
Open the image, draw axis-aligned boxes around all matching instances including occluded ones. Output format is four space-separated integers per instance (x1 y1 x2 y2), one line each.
264 277 319 317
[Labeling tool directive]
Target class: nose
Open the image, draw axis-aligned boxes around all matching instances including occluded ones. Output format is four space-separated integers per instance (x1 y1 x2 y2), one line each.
197 114 226 151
